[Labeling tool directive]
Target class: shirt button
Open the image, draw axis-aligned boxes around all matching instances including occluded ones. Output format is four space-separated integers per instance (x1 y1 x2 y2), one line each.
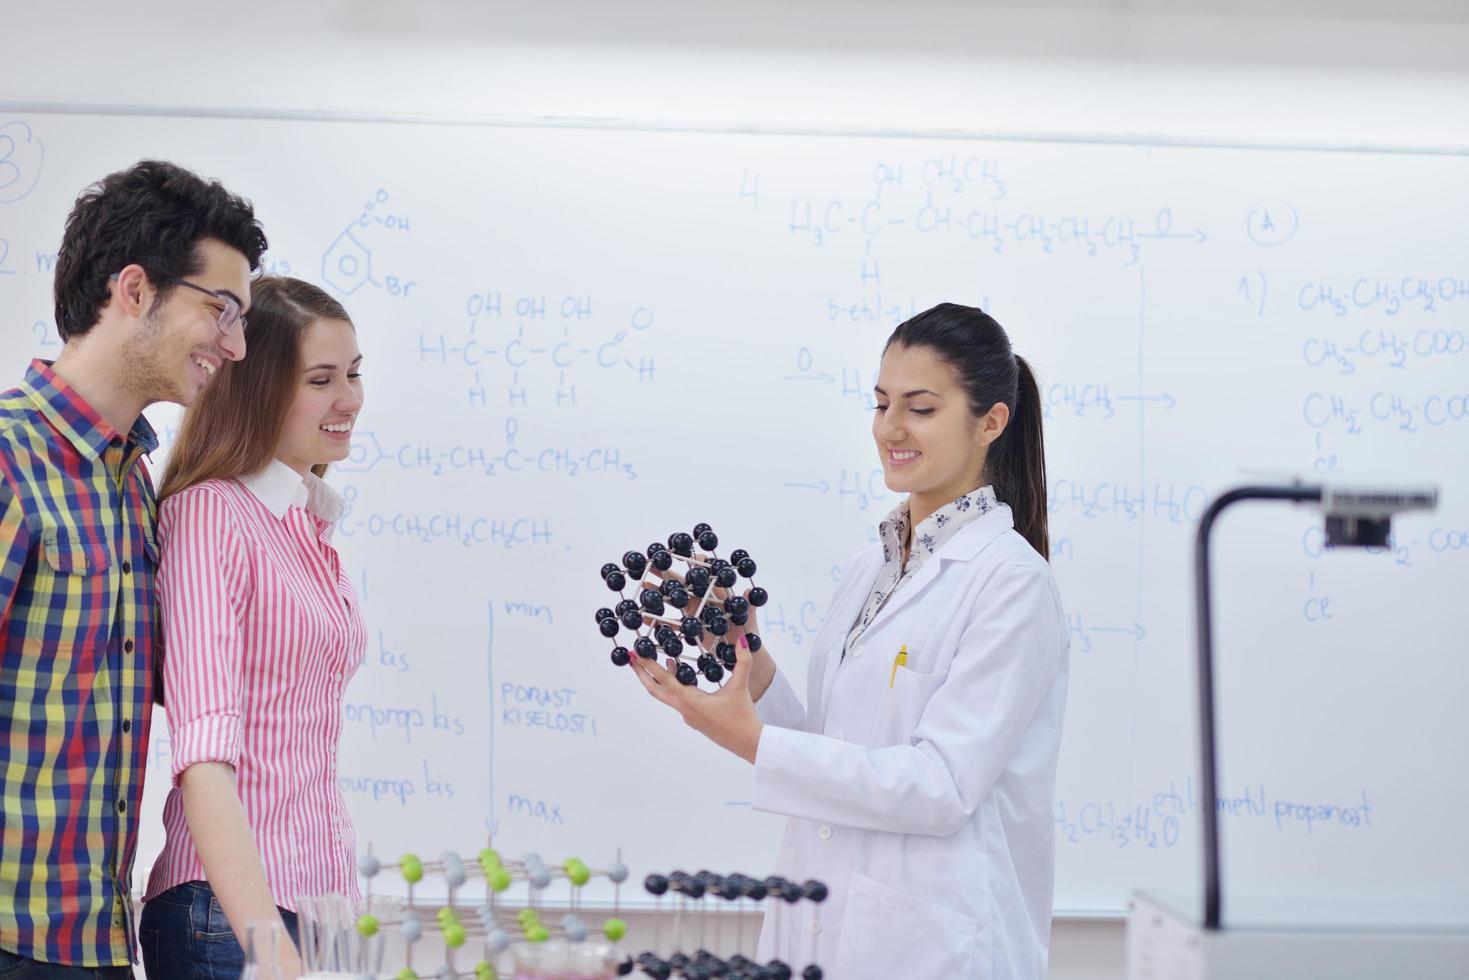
121 561 132 574
123 639 135 654
818 825 833 841
810 921 822 935
121 719 132 733
117 799 127 813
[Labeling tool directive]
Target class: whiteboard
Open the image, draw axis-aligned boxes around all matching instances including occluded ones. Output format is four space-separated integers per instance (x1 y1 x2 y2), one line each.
0 112 1465 916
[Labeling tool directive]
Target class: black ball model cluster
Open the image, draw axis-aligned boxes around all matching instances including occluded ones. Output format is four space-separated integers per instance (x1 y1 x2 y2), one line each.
617 871 828 980
596 524 769 687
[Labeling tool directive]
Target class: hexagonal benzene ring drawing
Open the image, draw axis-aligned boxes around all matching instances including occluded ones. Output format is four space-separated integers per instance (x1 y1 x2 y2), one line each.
321 228 374 295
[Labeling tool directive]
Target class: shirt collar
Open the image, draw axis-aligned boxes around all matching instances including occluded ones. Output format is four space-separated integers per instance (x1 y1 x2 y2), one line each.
878 485 1001 565
21 359 159 460
238 458 345 524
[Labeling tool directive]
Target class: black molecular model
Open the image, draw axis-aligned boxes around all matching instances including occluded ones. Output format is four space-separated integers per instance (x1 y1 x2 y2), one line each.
620 871 829 980
595 524 768 687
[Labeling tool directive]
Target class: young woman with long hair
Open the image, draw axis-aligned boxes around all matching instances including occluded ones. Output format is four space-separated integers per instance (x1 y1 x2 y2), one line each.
139 276 367 980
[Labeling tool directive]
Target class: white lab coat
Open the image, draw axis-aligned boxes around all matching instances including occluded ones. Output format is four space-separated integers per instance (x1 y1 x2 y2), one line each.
752 502 1069 980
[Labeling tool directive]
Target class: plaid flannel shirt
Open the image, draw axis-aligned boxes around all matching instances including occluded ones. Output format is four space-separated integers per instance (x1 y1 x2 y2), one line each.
0 360 158 967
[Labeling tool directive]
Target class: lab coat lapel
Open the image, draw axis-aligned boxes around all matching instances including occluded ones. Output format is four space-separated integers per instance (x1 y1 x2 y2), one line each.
811 550 883 731
861 506 1015 635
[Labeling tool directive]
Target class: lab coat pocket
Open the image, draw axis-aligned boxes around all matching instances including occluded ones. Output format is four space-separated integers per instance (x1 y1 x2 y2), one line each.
877 664 947 744
834 871 980 979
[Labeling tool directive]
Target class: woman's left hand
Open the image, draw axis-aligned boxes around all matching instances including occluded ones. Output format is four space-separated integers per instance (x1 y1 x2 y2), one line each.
628 636 764 764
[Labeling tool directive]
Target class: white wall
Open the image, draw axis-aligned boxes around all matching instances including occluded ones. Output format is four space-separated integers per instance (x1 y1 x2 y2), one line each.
5 3 1465 977
4 0 1469 150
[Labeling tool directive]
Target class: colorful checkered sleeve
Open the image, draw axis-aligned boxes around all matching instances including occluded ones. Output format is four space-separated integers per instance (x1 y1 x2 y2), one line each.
0 472 32 622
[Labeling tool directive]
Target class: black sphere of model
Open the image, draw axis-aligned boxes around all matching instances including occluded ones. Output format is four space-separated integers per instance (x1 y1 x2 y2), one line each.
622 550 648 577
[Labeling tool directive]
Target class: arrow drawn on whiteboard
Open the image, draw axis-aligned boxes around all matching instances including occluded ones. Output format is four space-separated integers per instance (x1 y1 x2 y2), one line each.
1090 623 1148 642
784 480 832 493
1115 393 1176 409
782 372 836 384
486 599 500 839
1136 228 1207 245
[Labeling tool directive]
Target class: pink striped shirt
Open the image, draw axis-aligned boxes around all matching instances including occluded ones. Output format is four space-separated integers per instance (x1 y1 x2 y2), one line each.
143 461 366 910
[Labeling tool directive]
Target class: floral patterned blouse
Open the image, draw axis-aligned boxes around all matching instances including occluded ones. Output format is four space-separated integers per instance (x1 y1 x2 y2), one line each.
843 485 1000 656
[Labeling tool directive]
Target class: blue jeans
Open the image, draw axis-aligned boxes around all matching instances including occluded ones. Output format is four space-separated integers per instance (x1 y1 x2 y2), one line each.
138 882 299 980
0 949 130 979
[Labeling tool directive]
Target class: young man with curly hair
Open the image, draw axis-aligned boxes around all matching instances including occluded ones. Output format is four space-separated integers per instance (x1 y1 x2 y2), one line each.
0 160 267 977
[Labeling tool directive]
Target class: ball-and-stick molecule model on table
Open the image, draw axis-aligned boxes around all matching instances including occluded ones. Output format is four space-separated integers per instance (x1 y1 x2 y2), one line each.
596 524 768 687
622 870 829 980
330 842 631 978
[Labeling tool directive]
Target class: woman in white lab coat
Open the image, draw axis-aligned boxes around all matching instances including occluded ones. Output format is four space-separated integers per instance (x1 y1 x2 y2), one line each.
629 303 1069 980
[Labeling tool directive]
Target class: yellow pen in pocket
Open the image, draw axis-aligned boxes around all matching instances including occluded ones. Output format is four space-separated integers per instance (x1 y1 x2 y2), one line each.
888 644 908 688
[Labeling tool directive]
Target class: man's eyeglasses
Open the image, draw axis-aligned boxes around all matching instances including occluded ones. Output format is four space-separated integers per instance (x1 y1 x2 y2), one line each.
167 278 246 336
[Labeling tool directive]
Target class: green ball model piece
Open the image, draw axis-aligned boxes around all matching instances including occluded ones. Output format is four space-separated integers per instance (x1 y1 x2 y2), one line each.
443 922 467 948
437 907 459 926
478 847 502 873
475 964 497 980
564 858 591 886
488 866 512 892
355 914 380 938
603 917 627 942
396 971 419 980
525 923 549 943
400 853 424 884
518 907 539 926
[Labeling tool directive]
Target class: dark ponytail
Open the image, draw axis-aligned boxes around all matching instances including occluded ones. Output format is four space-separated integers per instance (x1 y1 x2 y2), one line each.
988 354 1048 558
885 303 1050 559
